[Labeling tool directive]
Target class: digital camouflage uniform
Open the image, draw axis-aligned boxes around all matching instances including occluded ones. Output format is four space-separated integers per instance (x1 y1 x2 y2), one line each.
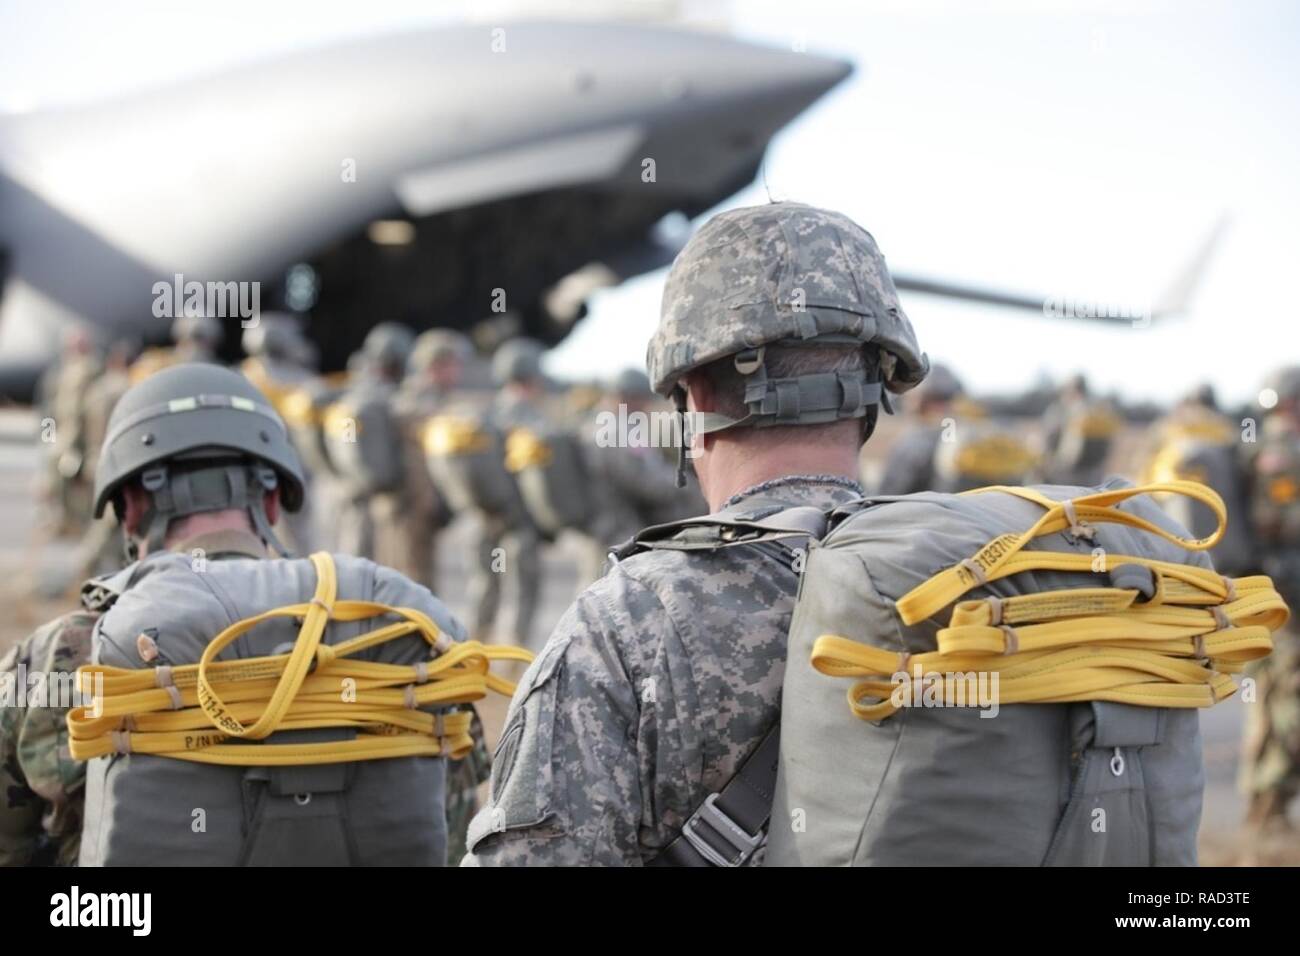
1239 408 1300 822
463 475 862 864
0 610 96 865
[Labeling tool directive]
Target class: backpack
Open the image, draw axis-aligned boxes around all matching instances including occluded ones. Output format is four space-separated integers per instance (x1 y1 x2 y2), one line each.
70 550 529 866
505 426 596 538
626 480 1284 866
422 413 529 523
322 386 406 497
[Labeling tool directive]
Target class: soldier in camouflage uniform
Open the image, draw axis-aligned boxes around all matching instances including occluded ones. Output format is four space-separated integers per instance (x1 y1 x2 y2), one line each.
1240 365 1300 845
3 362 489 866
128 311 224 383
37 326 103 536
574 368 697 585
463 202 927 865
466 339 549 647
391 330 473 590
0 612 96 865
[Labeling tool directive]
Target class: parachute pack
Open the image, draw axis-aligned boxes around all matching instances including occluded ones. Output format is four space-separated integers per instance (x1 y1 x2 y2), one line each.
625 479 1286 867
504 426 596 538
69 549 529 865
322 387 406 497
421 413 524 519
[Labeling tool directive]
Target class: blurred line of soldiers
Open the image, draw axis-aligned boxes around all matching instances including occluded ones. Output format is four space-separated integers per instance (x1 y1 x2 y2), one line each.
35 312 702 651
31 309 1300 853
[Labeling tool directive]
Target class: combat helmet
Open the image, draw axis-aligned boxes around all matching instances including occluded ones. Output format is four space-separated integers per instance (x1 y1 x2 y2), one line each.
492 338 546 386
92 363 305 557
361 322 416 379
242 311 305 360
171 311 224 348
646 202 928 477
409 329 471 374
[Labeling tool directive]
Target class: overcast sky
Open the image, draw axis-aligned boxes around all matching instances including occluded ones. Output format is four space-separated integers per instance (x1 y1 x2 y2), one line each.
3 0 1296 405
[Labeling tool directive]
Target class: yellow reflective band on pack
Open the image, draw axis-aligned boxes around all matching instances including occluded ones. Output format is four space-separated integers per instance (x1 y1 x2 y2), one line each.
322 404 359 437
812 481 1289 722
66 552 533 765
422 416 491 456
504 428 552 473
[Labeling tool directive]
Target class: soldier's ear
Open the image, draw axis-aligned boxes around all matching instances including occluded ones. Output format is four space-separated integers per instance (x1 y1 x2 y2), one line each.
264 489 281 527
683 372 714 414
120 483 150 536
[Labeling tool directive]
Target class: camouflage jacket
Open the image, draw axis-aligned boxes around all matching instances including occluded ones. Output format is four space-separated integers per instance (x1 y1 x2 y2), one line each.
462 474 863 866
0 610 97 866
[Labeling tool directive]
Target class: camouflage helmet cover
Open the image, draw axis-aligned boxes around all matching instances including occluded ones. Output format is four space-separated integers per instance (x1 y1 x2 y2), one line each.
92 362 305 519
362 322 416 369
171 311 224 347
409 329 472 372
242 312 305 359
647 202 928 397
492 337 546 385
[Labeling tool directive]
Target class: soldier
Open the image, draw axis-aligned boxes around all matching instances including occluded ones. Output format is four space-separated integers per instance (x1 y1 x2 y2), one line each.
37 325 102 536
128 310 224 382
462 339 549 647
325 323 416 566
464 202 1272 868
2 363 502 865
1040 372 1122 487
1239 365 1300 850
874 362 963 495
390 330 473 589
462 202 927 865
240 312 319 554
573 368 697 585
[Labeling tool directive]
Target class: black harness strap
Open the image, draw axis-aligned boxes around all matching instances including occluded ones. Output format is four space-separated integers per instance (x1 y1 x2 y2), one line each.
649 724 781 868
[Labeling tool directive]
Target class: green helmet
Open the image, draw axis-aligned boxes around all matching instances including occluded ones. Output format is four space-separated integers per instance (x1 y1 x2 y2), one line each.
409 329 471 374
492 338 545 386
242 312 305 360
647 202 928 421
92 363 305 556
362 322 416 375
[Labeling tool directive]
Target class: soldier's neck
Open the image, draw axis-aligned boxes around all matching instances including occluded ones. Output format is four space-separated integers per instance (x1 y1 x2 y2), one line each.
697 440 860 512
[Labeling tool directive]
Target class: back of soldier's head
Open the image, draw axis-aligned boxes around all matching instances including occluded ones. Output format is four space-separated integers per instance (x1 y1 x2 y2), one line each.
93 363 304 557
492 338 546 388
647 201 928 457
361 322 416 381
242 312 305 362
409 329 471 379
171 311 224 351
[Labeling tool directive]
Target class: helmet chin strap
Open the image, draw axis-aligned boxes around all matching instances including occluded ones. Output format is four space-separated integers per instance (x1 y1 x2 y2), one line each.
670 343 890 488
125 461 294 562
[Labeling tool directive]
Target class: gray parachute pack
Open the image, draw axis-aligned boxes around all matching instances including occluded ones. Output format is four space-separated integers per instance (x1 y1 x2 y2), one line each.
623 478 1247 867
79 548 462 866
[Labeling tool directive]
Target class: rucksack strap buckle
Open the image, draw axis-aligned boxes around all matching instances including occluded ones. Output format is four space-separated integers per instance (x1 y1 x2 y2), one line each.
681 792 764 867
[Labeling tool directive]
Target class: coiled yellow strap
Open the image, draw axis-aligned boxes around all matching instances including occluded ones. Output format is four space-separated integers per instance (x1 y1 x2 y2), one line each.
67 552 533 765
811 481 1288 722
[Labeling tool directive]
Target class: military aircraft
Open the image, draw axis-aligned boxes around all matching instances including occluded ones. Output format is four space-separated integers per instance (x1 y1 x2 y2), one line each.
0 19 856 400
0 18 1223 402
